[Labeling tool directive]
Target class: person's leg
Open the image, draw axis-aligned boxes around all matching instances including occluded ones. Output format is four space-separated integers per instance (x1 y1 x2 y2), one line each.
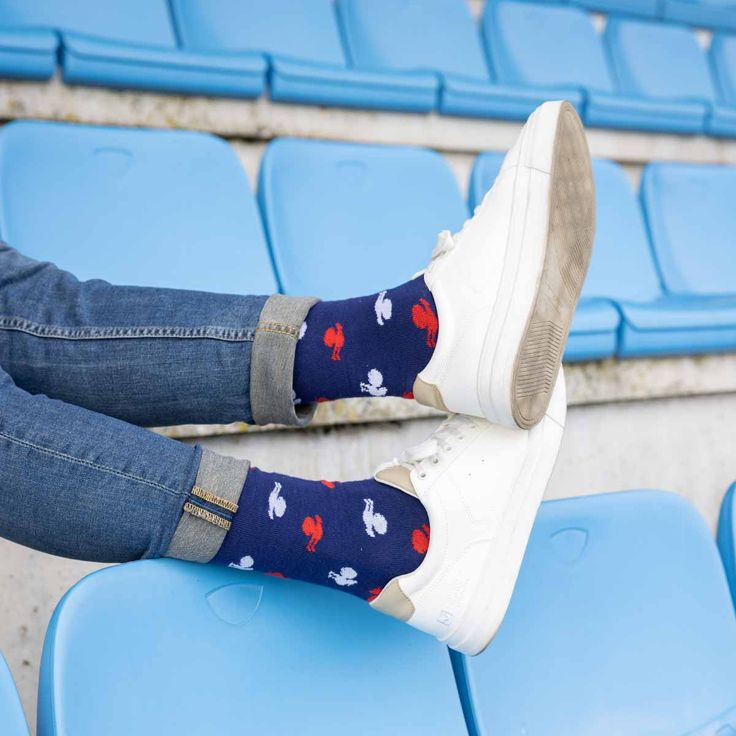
0 105 592 435
0 358 427 600
0 242 437 428
294 101 594 431
0 242 315 428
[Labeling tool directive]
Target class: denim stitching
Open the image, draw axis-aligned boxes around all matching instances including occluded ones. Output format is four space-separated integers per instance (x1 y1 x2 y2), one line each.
0 316 255 342
0 430 183 499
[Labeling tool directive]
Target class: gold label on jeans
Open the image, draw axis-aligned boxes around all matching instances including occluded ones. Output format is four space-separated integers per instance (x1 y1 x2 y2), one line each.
191 486 239 513
183 502 232 530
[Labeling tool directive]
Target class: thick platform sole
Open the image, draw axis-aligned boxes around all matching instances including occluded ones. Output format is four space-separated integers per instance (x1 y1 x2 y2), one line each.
510 103 594 428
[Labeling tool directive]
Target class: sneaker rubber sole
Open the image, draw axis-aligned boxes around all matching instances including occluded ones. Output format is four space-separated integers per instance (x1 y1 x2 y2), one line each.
510 102 594 429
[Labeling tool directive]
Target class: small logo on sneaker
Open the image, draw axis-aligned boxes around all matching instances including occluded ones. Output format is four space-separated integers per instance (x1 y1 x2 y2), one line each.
267 481 286 520
323 322 345 360
375 290 392 325
328 566 358 587
360 368 388 397
437 610 454 627
411 298 438 347
302 514 324 552
362 498 388 537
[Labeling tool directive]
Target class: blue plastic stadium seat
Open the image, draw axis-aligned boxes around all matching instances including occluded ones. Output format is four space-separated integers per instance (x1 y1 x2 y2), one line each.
170 0 435 112
481 2 590 114
337 0 565 121
470 155 661 361
601 19 736 136
569 0 661 16
0 121 277 294
0 654 28 736
717 482 736 607
455 490 736 735
663 0 736 30
710 33 736 112
0 0 265 96
0 28 57 80
37 559 467 735
484 1 704 133
629 163 736 356
258 139 468 298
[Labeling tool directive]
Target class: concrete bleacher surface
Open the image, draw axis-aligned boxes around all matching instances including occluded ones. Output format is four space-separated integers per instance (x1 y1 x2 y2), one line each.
0 0 735 733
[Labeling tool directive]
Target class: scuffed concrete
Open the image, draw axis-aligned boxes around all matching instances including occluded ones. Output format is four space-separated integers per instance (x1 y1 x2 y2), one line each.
153 353 736 439
0 78 734 163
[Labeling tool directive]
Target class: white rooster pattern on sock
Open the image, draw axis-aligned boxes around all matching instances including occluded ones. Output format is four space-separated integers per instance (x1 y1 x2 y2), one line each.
363 498 388 537
360 368 388 397
328 566 358 586
228 555 254 571
268 481 287 519
374 291 392 325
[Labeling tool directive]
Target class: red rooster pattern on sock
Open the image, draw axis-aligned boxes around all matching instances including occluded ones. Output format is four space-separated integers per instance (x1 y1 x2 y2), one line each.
323 322 345 360
302 514 324 552
412 298 438 348
412 524 431 554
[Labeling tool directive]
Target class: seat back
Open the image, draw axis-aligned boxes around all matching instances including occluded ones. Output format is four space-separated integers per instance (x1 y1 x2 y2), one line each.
641 163 736 297
483 1 614 93
717 482 736 608
258 138 468 298
457 491 736 735
337 0 489 83
470 154 662 304
0 654 28 736
605 19 717 103
710 33 736 106
570 0 661 16
0 0 175 47
171 0 347 67
37 560 467 735
0 121 277 294
663 0 736 30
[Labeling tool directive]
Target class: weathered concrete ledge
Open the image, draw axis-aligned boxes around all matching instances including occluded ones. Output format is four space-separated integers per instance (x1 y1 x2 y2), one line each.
153 353 736 438
2 78 736 164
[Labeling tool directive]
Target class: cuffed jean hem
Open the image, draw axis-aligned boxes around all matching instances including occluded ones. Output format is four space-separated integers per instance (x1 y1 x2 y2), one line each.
250 293 319 427
164 448 250 563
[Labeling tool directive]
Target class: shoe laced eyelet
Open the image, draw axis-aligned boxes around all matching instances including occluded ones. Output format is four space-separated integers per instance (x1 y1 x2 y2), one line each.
419 472 427 479
432 457 439 465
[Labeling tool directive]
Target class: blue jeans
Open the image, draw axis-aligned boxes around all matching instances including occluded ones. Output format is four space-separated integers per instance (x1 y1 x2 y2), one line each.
0 243 317 563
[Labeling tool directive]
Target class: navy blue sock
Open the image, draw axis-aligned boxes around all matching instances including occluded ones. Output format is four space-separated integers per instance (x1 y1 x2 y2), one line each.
213 468 430 601
293 276 438 404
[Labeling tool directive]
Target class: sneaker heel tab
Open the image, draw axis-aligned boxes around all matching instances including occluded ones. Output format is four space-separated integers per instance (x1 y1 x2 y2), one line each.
413 376 450 413
375 464 419 499
369 578 415 622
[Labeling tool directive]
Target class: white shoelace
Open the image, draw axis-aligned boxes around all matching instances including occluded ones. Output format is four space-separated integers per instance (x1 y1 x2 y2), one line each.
426 197 485 274
398 415 476 478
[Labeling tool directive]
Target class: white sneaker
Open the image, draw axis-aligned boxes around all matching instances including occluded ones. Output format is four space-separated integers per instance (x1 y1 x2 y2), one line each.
413 101 594 429
370 371 566 655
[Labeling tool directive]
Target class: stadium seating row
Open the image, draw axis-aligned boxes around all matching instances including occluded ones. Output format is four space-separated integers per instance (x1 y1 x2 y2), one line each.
0 486 724 734
0 120 733 362
3 1 736 136
578 0 736 29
